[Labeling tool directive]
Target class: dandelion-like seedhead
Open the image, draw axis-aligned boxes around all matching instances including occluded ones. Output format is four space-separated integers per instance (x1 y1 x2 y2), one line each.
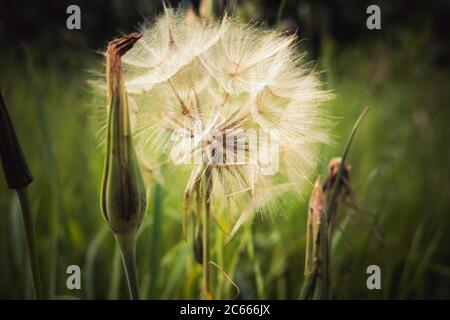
97 8 333 238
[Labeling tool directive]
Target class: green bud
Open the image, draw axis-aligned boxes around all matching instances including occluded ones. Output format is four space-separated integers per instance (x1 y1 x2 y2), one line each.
101 33 147 235
0 90 33 189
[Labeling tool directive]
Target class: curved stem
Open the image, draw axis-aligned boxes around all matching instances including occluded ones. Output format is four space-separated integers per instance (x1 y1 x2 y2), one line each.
116 233 140 300
17 187 42 299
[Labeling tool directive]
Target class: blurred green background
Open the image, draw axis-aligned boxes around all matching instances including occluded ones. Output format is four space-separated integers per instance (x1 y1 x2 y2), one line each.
0 0 449 299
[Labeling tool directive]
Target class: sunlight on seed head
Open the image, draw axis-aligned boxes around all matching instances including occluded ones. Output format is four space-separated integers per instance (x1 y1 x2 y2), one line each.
96 8 333 238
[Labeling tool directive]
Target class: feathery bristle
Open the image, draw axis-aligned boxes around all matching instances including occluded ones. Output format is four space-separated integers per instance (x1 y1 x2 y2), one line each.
96 8 333 238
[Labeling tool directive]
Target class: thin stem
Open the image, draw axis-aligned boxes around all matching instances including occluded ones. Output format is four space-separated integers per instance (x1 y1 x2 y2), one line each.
318 218 330 299
276 0 287 27
202 167 212 299
325 106 370 225
299 263 318 300
149 181 163 299
116 233 140 300
107 245 122 300
17 187 42 299
320 106 370 299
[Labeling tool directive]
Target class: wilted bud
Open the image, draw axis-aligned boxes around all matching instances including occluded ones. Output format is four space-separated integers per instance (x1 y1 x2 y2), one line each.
101 33 147 235
0 91 33 189
323 157 352 195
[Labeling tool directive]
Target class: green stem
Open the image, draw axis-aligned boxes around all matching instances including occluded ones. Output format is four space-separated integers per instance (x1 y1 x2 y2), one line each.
325 106 369 225
108 245 122 300
116 233 140 300
247 227 264 299
319 219 330 299
276 0 287 27
202 167 212 299
17 187 42 299
320 106 370 299
299 265 318 300
149 181 163 299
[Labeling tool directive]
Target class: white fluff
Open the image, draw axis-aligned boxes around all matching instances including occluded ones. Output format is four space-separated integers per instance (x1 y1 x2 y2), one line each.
100 8 333 239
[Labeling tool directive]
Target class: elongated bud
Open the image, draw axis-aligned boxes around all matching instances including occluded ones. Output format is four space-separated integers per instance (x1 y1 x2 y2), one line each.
101 33 147 235
304 176 325 276
309 177 325 235
0 91 33 189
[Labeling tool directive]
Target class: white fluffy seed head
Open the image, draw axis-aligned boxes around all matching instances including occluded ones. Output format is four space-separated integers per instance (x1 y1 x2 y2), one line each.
98 8 333 239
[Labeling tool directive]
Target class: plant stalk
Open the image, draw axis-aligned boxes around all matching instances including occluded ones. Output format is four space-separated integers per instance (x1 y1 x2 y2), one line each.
116 233 140 300
320 106 370 299
149 181 163 299
318 219 330 299
202 167 212 299
17 187 42 299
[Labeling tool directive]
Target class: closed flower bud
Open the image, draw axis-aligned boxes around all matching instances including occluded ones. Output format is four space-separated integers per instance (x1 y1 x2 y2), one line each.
101 33 147 236
0 91 33 189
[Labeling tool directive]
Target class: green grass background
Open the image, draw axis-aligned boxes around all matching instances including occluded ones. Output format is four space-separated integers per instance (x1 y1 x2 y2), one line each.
0 1 449 299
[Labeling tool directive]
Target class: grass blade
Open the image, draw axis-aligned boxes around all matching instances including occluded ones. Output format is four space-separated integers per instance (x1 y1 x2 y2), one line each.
320 106 370 299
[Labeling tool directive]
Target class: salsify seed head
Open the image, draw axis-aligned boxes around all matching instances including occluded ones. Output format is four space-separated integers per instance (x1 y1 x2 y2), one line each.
97 8 333 239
